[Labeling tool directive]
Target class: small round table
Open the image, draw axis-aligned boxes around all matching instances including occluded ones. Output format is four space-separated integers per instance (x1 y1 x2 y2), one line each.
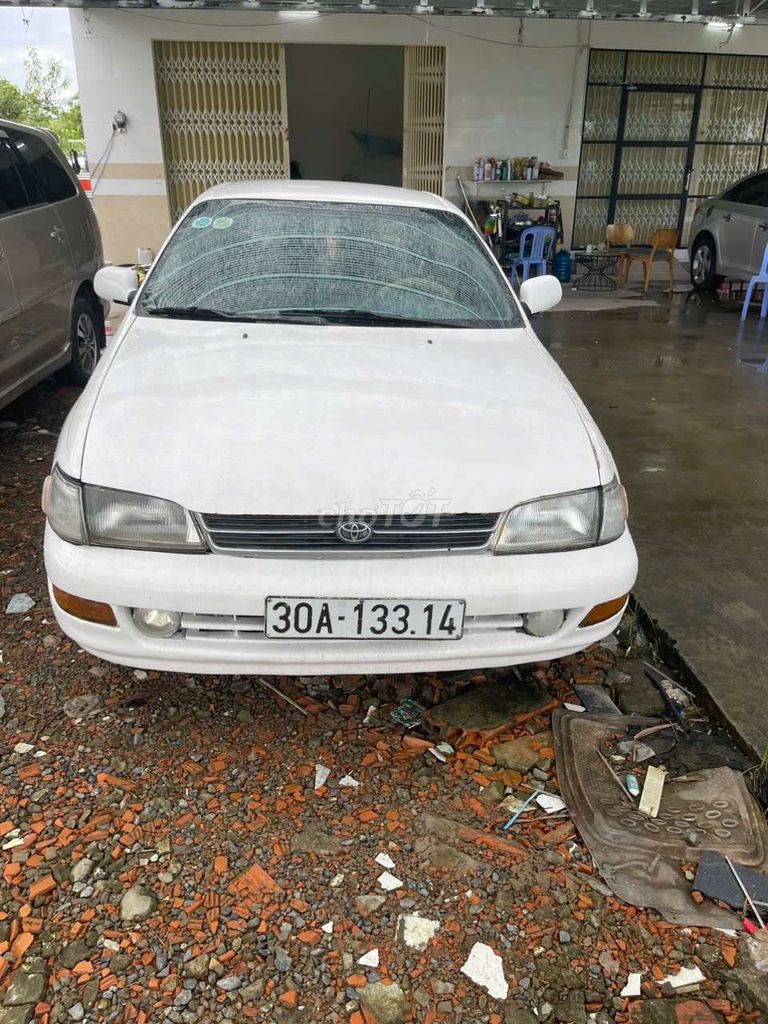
571 251 623 291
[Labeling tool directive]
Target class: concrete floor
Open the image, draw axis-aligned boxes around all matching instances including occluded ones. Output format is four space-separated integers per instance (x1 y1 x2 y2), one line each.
538 288 768 760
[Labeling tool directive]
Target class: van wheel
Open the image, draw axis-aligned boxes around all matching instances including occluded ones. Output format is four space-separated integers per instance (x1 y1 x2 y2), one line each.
690 236 723 291
68 295 104 386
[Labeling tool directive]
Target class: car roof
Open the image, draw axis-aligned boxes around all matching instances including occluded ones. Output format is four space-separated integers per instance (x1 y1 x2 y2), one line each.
195 179 455 212
0 117 56 143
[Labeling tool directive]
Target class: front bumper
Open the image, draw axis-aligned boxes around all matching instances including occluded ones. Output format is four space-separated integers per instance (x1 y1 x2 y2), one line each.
44 526 638 675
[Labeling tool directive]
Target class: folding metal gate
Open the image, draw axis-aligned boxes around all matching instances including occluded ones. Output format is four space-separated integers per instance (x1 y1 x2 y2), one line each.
402 46 446 195
154 40 289 221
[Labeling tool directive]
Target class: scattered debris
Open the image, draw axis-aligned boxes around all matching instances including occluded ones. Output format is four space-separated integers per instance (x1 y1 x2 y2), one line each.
5 592 35 614
572 682 621 714
377 871 403 891
625 773 641 798
621 972 643 997
460 941 509 1000
339 773 360 788
390 698 426 729
396 913 440 950
374 852 396 870
693 850 768 913
659 965 706 995
554 709 768 927
320 921 334 934
314 763 330 790
535 792 566 814
638 765 666 818
62 693 102 719
357 948 379 968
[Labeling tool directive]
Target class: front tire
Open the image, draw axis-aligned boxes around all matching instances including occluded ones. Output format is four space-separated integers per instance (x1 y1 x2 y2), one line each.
68 295 104 386
690 236 723 291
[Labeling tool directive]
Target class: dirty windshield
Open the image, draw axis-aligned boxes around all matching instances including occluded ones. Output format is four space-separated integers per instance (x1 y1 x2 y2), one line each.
137 199 522 328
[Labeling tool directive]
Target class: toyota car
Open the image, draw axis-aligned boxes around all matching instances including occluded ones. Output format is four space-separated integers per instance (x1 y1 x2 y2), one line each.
43 181 637 675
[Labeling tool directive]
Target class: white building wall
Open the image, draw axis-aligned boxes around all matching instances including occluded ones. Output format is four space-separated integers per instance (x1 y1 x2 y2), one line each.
69 7 768 262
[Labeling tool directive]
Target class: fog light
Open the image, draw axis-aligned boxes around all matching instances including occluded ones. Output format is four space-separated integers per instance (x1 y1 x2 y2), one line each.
132 607 181 638
523 609 565 637
580 594 629 627
53 586 117 626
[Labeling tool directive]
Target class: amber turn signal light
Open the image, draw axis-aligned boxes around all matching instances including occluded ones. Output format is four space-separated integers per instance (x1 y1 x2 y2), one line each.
579 594 629 627
53 586 117 627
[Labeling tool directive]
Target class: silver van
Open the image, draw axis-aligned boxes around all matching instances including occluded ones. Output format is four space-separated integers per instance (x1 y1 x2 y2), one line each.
689 170 768 290
0 119 106 410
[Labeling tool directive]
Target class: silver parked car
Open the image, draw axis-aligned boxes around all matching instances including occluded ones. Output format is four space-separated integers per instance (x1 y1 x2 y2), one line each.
0 119 106 411
689 170 768 290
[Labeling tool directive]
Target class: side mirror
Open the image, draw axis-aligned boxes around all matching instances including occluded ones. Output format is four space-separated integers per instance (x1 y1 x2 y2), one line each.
519 275 563 316
94 265 139 306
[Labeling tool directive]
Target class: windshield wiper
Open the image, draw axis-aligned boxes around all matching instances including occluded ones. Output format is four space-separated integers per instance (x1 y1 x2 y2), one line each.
144 306 329 324
276 308 470 328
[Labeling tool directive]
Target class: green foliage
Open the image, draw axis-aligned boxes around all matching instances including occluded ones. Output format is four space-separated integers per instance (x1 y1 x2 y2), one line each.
0 45 84 153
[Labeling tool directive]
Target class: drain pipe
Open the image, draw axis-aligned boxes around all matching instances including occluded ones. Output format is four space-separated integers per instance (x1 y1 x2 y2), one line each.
562 21 590 161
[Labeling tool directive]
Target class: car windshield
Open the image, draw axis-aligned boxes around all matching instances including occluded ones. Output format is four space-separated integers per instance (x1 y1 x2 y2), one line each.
137 198 523 329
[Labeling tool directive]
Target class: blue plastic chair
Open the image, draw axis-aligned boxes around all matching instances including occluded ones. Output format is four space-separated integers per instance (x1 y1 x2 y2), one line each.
513 226 556 283
740 241 768 322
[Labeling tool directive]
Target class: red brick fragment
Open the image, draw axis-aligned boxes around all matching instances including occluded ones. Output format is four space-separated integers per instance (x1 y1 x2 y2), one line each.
28 876 56 900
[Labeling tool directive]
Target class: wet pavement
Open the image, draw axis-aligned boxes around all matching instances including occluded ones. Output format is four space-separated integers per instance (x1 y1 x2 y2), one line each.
539 290 768 761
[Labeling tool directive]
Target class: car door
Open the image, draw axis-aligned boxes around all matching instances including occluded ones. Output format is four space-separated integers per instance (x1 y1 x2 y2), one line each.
0 137 29 402
716 175 762 280
3 127 76 368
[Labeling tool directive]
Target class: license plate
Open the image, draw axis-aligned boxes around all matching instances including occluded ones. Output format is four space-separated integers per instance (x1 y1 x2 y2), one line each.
265 597 465 640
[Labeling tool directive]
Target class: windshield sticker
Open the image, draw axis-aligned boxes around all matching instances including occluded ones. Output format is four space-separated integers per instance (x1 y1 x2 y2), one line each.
191 216 213 229
212 217 234 230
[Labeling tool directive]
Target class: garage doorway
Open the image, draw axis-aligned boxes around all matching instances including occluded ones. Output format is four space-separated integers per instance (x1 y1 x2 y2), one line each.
285 45 404 187
154 40 446 222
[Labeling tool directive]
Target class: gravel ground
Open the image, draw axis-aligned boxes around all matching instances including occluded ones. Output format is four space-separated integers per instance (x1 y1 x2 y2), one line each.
0 383 764 1024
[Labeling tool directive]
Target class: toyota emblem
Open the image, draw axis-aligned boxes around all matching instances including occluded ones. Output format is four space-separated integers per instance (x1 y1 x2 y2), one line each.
336 520 373 544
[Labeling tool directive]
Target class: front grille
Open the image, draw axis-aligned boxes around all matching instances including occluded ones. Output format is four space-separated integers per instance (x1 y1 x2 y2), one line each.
181 611 523 640
197 513 501 554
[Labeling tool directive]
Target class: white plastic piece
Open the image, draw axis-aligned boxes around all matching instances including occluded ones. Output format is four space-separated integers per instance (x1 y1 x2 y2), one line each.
357 948 379 967
536 793 567 814
377 871 403 891
460 942 509 1000
339 774 360 788
314 763 330 790
620 973 643 997
660 965 705 991
321 921 334 934
375 852 396 870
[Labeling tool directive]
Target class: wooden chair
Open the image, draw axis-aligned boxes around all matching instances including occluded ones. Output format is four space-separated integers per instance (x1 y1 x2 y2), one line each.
606 223 635 288
620 227 678 293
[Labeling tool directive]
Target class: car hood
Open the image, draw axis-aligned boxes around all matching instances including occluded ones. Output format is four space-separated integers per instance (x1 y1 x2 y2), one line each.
81 318 600 515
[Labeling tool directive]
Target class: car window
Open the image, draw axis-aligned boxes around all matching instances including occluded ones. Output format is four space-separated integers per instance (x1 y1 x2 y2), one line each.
137 199 523 329
9 128 76 205
0 139 30 216
723 174 768 207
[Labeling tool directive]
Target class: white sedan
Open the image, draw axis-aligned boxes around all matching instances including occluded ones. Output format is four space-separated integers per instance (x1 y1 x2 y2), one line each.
43 181 637 675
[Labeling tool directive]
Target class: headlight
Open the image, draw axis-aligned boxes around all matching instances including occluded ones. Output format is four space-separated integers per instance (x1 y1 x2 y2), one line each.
493 478 627 554
44 467 87 544
84 485 205 551
44 466 205 552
